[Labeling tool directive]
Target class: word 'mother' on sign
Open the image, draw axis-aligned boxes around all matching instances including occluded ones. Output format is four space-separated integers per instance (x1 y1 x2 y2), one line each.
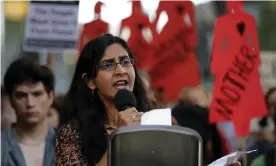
214 45 258 120
24 1 79 53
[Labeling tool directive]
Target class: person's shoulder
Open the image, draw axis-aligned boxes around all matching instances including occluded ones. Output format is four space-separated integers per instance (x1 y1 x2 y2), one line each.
1 131 8 141
1 128 12 142
1 130 11 153
251 154 265 166
1 131 8 135
56 120 80 141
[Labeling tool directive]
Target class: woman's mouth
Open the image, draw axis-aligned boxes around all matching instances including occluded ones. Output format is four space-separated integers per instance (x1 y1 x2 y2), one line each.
113 80 128 90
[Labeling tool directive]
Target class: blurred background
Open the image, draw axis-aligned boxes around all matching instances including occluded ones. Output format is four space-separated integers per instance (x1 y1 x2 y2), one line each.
1 1 276 165
2 0 275 95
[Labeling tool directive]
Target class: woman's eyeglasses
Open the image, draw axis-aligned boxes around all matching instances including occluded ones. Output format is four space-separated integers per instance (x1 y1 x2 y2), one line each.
98 57 135 71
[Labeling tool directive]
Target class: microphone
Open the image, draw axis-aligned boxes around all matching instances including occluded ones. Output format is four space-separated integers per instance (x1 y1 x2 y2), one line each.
114 89 137 112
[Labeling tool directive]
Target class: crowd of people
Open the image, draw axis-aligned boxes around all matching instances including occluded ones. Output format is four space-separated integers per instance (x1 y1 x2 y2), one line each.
1 34 275 166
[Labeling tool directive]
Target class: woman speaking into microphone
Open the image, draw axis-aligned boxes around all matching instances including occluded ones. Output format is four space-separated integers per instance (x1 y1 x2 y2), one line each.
55 34 154 166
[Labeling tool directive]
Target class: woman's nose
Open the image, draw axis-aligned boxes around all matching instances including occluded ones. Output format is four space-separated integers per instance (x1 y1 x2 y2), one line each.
114 63 126 75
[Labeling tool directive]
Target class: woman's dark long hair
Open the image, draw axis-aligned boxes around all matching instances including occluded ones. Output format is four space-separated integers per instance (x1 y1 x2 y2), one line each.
60 34 153 165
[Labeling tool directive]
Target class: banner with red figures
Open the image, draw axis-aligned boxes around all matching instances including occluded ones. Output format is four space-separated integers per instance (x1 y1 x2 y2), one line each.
150 0 200 101
120 0 155 70
77 1 108 58
209 1 267 137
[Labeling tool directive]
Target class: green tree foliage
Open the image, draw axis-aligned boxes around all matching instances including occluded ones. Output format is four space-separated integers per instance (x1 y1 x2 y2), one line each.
258 2 276 51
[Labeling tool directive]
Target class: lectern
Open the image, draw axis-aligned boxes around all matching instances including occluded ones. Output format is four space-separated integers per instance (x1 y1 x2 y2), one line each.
108 125 203 166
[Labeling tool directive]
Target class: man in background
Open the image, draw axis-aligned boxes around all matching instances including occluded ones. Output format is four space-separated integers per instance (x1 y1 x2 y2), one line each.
1 58 56 166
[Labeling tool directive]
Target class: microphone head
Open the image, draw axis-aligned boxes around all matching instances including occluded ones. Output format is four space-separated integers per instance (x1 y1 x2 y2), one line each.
114 89 137 111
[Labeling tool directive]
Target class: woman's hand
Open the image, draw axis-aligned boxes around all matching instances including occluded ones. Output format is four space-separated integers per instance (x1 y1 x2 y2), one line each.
117 107 141 128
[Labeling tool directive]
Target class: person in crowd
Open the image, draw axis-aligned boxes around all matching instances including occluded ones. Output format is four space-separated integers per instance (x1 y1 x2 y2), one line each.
1 58 56 166
251 136 276 166
1 86 16 132
137 70 154 99
47 95 64 129
251 144 276 166
172 101 241 166
172 101 223 165
257 87 276 143
249 87 276 166
179 87 230 160
137 69 162 108
154 87 166 106
55 34 154 166
179 86 210 107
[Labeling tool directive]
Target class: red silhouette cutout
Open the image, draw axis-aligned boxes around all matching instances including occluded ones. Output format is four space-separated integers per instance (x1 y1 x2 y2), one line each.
150 0 200 102
209 1 266 137
120 0 155 70
77 1 108 59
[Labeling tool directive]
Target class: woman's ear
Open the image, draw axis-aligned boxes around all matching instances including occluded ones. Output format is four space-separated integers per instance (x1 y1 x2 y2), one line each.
82 73 96 90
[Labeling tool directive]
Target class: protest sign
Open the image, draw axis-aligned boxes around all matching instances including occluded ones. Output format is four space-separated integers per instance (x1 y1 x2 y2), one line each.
23 1 79 53
209 1 267 137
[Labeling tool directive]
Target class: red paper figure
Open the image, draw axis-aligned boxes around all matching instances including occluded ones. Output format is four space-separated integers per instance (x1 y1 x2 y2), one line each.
77 1 108 58
150 0 200 101
120 0 155 70
209 1 267 137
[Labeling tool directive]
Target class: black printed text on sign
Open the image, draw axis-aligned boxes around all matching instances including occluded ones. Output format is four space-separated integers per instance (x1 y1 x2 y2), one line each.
23 1 79 53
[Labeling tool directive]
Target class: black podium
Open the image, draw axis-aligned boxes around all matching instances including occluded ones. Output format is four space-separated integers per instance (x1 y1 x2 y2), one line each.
108 125 203 166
